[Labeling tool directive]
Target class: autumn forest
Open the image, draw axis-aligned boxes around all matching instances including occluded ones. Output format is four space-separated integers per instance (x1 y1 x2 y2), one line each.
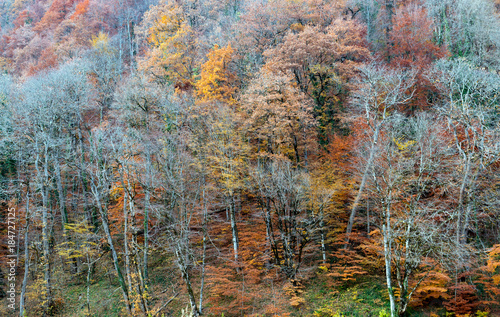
0 0 500 316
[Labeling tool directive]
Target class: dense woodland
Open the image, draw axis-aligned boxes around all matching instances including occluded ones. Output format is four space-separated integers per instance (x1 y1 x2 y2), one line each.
0 0 500 316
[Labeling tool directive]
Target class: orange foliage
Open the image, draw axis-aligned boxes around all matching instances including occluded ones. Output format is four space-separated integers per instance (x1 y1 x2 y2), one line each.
476 245 500 308
410 265 451 307
263 18 370 139
235 0 344 56
13 10 32 29
195 44 237 104
206 216 270 316
241 69 317 163
70 0 90 20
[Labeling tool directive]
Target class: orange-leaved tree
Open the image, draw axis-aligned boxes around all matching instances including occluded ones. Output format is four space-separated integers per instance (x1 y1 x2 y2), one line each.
195 44 237 104
263 18 370 141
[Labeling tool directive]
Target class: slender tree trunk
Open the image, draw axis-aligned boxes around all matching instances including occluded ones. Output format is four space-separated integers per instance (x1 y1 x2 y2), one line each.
143 189 149 285
457 156 471 244
20 189 30 317
199 180 208 314
40 143 52 316
93 190 132 315
55 158 79 273
175 246 201 317
229 194 239 263
123 183 133 293
86 253 92 315
383 222 396 317
345 124 381 246
383 195 396 317
292 133 300 165
54 159 68 225
143 111 152 289
320 218 326 265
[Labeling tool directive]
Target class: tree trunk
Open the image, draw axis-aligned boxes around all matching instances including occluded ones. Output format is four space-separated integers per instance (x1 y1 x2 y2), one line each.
19 189 30 317
122 182 133 294
229 194 239 263
39 143 52 316
93 190 132 315
345 123 381 246
144 189 150 285
457 156 471 244
383 222 396 317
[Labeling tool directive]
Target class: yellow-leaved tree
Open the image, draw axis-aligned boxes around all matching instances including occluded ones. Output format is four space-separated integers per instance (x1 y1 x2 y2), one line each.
195 44 237 104
140 3 196 87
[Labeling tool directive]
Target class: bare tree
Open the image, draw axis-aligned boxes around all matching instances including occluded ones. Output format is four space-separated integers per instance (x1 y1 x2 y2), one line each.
366 114 462 316
86 126 132 315
15 61 90 315
424 0 500 62
431 59 500 245
156 98 209 317
114 73 166 293
345 63 416 246
251 158 317 279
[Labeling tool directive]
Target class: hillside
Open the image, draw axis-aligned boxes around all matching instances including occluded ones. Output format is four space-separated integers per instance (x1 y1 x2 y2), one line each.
1 0 500 316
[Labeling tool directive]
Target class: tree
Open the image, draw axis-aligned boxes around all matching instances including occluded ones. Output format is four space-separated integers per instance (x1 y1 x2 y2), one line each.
431 59 500 245
86 126 133 315
262 18 370 140
157 111 207 316
139 2 197 87
251 159 317 279
387 3 448 112
241 69 317 165
365 114 461 316
192 102 248 263
114 72 167 296
424 0 500 62
15 61 91 315
345 63 416 245
195 44 237 104
33 0 78 34
87 32 122 122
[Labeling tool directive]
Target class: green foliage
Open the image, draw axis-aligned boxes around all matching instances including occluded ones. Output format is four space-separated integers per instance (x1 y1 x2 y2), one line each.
378 309 390 317
309 279 390 317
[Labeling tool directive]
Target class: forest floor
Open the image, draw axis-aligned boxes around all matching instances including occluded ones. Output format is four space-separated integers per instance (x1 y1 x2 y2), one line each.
0 261 450 317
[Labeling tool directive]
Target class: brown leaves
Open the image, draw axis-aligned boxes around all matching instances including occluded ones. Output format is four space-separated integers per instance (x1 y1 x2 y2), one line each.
262 18 370 138
241 69 317 163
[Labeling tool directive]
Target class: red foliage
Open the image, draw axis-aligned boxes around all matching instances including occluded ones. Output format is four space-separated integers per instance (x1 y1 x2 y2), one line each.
387 4 449 112
26 46 58 76
443 282 480 315
13 10 33 29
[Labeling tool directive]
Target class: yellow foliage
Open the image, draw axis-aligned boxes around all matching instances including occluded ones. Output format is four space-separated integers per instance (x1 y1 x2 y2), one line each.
485 244 500 284
393 136 416 153
56 221 99 263
195 44 237 104
141 4 195 85
90 32 111 54
0 57 12 73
